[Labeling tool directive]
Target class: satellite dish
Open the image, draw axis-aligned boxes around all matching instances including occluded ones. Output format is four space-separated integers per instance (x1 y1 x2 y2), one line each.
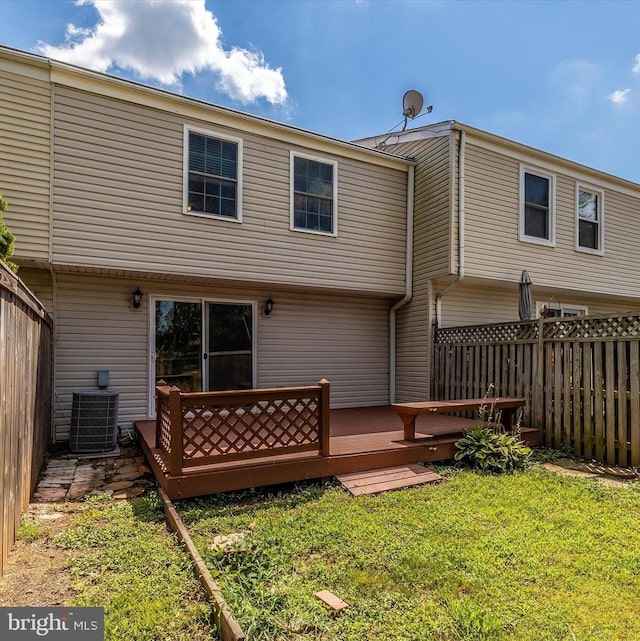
402 90 424 119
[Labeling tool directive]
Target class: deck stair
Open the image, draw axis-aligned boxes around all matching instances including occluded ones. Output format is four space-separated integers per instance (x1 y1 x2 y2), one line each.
336 463 442 496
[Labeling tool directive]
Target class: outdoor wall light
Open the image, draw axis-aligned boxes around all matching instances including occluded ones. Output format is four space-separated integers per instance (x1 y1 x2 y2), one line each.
264 297 274 316
132 287 144 309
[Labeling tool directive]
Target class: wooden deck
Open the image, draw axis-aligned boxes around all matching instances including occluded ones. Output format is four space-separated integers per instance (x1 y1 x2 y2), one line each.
136 405 541 499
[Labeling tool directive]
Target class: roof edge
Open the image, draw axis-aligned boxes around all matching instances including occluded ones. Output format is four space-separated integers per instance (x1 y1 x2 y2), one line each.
357 117 639 191
0 45 413 171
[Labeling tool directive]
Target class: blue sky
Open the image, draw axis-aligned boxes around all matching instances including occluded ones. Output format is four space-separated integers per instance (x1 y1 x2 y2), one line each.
1 0 640 181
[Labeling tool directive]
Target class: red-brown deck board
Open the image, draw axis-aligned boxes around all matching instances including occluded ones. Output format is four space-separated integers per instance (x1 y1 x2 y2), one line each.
336 464 442 496
136 406 540 499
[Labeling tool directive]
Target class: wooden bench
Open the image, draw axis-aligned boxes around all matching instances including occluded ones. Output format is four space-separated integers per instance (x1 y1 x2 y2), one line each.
391 397 526 441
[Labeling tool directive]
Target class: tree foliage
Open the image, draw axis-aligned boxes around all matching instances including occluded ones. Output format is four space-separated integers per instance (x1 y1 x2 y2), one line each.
0 194 17 272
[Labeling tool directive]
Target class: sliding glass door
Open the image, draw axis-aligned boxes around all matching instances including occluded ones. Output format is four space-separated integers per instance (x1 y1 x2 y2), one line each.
205 302 253 390
154 300 203 392
151 298 255 411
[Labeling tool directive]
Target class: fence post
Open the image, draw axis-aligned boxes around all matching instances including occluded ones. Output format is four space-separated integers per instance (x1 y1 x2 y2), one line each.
168 386 183 476
532 316 545 434
431 323 439 400
318 379 331 457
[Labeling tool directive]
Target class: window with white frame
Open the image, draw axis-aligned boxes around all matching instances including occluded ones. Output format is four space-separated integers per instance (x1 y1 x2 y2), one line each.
535 301 588 318
520 167 555 245
291 153 337 235
185 128 241 220
576 185 604 253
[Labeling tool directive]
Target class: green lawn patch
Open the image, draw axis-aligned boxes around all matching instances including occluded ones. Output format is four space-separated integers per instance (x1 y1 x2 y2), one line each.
54 493 213 641
178 466 640 641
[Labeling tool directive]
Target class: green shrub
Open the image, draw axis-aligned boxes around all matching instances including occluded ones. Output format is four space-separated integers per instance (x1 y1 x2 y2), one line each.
455 425 531 473
17 517 45 543
0 194 17 272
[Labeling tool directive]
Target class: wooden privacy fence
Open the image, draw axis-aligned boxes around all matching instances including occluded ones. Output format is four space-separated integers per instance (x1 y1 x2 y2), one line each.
433 313 640 467
155 379 331 476
0 262 52 576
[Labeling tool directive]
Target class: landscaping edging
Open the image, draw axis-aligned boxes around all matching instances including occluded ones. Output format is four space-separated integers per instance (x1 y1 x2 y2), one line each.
158 488 245 641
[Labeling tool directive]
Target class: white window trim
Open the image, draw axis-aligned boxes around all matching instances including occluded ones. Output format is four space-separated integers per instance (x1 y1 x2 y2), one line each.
535 301 588 318
519 164 556 247
183 124 243 223
290 150 338 237
575 183 604 256
148 295 257 417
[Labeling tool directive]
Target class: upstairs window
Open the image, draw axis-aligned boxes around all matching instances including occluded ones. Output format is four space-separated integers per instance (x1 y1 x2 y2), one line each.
576 185 604 254
184 128 242 221
291 153 337 235
520 167 555 245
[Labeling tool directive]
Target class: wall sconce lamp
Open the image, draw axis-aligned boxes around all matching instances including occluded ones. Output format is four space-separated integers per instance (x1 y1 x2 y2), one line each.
264 297 274 316
132 287 144 309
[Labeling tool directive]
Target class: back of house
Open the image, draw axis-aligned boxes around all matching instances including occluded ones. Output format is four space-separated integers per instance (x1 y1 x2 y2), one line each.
7 42 640 436
0 45 412 441
357 121 640 402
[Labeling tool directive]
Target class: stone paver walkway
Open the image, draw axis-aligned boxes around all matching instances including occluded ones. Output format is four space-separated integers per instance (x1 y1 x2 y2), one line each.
33 446 152 502
543 458 639 488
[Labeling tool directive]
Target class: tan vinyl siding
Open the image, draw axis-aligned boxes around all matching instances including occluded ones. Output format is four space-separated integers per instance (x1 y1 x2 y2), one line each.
463 140 640 298
382 135 452 280
438 281 640 328
51 87 408 295
259 293 389 406
382 135 452 401
394 280 435 402
17 267 53 313
0 68 51 260
51 273 391 441
53 275 148 442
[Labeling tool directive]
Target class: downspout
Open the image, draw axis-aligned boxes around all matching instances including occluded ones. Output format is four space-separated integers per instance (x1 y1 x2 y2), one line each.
48 72 57 443
49 265 58 443
435 130 466 325
389 165 415 404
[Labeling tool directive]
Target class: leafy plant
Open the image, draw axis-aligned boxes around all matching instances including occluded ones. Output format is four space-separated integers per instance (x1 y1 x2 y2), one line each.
0 194 17 272
455 388 531 473
17 517 45 543
454 426 531 473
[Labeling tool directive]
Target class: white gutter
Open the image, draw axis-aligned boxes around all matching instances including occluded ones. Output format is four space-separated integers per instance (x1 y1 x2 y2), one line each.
389 165 415 404
435 130 466 324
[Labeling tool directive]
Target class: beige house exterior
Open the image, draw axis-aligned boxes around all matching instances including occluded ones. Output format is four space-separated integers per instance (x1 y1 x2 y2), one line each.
0 46 413 441
357 121 640 402
6 43 640 436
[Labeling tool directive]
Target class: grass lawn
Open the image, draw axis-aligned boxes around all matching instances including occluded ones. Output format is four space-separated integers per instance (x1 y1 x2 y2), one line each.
37 494 213 640
178 465 640 641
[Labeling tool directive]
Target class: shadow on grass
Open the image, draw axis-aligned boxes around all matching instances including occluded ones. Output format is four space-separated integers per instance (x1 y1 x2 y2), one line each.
177 478 338 525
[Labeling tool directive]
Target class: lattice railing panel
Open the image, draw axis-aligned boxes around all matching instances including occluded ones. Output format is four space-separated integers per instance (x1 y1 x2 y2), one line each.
436 313 640 345
542 314 640 341
157 393 172 456
435 320 539 345
181 397 320 460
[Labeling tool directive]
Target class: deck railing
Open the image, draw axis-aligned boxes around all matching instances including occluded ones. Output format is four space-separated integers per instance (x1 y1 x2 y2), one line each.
155 379 331 476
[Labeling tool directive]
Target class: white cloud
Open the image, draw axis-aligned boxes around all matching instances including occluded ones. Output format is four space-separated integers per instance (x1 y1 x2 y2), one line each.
609 89 630 104
37 0 287 105
633 54 640 74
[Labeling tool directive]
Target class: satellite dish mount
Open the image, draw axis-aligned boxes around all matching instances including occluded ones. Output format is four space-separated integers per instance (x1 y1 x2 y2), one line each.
401 90 432 130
